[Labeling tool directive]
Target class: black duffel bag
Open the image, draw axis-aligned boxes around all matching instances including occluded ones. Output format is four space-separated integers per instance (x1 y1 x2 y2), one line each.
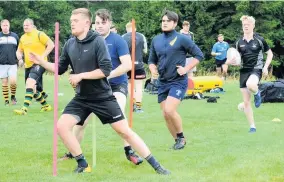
144 78 158 95
259 79 284 103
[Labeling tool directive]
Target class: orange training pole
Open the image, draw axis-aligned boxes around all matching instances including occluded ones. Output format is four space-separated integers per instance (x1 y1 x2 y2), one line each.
129 19 136 128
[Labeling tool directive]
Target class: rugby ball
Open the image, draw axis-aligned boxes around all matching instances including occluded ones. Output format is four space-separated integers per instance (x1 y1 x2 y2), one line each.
238 102 244 112
226 48 241 66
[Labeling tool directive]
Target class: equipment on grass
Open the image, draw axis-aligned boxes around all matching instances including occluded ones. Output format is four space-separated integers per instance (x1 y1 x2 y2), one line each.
207 97 217 103
272 118 281 122
238 102 244 111
129 19 136 128
144 78 158 94
226 48 241 66
187 76 223 95
53 22 60 176
259 79 284 103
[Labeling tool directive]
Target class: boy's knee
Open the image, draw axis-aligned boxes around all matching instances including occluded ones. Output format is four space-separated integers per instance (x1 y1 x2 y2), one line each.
163 108 175 118
246 82 257 90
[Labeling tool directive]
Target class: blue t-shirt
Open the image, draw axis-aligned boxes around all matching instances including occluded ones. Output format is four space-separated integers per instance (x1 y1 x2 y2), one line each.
211 41 229 61
106 32 129 85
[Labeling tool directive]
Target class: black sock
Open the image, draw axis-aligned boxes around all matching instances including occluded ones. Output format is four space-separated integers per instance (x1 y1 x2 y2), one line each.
145 154 160 170
124 146 132 155
75 154 88 167
177 132 184 138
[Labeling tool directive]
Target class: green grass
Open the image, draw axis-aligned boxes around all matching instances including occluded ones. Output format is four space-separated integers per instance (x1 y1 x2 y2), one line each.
1 70 284 182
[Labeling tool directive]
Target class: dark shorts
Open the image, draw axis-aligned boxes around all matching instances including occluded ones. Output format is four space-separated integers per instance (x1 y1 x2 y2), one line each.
63 95 125 126
158 79 188 103
25 64 45 92
127 68 146 80
240 69 262 88
215 58 227 68
111 83 128 97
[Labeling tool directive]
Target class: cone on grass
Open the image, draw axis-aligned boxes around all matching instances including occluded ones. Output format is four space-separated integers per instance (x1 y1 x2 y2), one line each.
272 118 281 122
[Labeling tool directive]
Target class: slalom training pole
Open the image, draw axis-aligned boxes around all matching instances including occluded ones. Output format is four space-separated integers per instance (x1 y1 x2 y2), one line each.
53 22 60 176
129 19 136 128
92 114 96 169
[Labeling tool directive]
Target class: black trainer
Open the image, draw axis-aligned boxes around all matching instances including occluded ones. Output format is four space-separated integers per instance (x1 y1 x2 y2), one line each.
58 152 74 161
5 100 9 106
74 164 91 173
173 138 186 150
126 149 143 165
11 97 17 105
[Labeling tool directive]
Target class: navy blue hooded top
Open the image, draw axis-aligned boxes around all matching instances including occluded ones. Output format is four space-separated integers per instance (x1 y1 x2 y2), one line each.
148 30 204 83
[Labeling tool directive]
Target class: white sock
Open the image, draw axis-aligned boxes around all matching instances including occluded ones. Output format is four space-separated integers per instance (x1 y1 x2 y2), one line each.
250 124 256 128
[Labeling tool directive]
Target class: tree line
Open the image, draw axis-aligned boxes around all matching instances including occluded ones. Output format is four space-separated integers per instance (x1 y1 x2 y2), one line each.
1 1 283 77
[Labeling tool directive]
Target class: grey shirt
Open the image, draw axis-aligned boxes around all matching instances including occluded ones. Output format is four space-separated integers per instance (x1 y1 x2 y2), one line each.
122 32 147 70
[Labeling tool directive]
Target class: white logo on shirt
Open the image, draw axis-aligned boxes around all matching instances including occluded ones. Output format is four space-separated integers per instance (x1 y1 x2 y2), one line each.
240 45 245 47
83 49 88 52
252 43 257 48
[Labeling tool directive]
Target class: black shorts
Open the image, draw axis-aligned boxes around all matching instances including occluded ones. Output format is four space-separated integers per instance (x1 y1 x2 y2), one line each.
239 69 262 88
25 64 45 92
127 68 146 80
63 95 125 126
111 83 128 97
215 58 227 68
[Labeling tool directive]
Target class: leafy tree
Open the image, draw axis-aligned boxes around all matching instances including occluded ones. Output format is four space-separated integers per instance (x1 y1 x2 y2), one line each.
0 1 283 75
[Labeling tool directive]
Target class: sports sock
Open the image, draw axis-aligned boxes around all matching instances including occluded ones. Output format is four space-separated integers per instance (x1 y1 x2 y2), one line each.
23 88 34 110
145 154 160 170
250 124 256 128
136 102 142 109
2 85 9 102
10 84 17 99
41 91 46 98
34 91 47 106
75 154 88 167
177 132 184 138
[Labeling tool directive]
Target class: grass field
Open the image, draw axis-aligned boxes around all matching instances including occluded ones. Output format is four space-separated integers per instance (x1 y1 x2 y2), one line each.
1 70 284 182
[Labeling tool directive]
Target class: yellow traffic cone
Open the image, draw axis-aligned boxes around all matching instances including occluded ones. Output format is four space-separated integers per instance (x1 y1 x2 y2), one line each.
272 118 281 122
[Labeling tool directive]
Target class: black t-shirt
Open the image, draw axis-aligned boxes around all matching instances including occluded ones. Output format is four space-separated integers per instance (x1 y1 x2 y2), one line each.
122 32 147 70
0 32 19 65
236 33 269 71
